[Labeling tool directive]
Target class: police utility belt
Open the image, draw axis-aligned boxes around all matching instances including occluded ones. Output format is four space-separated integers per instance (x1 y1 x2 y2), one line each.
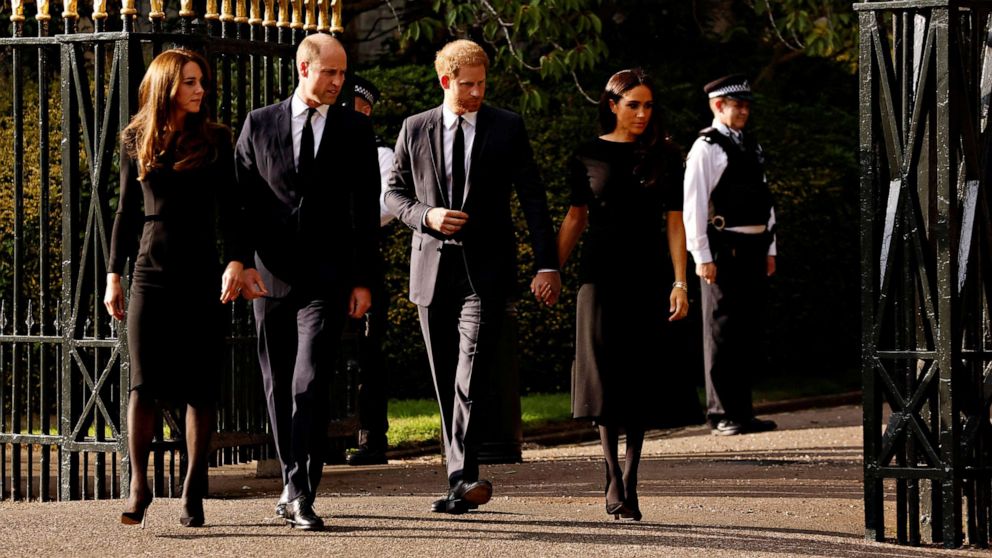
707 215 775 253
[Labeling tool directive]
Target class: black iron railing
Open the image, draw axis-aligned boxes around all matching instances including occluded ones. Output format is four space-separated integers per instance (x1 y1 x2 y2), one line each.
859 0 992 548
0 0 355 502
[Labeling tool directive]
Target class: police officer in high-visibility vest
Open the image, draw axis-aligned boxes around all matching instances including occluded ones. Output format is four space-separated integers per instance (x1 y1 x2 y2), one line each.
683 74 778 436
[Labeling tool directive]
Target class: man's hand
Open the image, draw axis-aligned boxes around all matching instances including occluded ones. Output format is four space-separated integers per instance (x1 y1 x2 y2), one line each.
349 287 372 318
239 268 269 300
767 255 776 277
696 262 717 285
530 271 561 306
426 208 469 236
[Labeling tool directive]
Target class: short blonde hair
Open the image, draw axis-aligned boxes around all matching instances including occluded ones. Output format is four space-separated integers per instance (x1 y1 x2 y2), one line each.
434 39 490 79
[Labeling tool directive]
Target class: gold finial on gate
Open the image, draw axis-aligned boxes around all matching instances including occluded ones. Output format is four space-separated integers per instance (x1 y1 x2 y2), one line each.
264 0 277 26
205 0 220 20
304 0 317 31
10 0 25 23
249 0 262 25
36 0 52 22
180 0 196 18
316 0 329 32
235 0 249 23
91 0 108 19
120 0 137 19
291 0 304 29
220 0 235 22
278 0 291 28
149 0 166 21
330 0 343 34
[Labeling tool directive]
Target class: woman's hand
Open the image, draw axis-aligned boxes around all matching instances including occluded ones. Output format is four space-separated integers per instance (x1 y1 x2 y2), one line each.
104 273 125 320
220 261 244 303
669 286 689 322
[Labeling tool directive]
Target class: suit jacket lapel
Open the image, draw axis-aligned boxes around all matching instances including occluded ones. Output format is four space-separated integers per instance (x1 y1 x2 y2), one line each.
426 106 448 207
465 105 490 206
275 98 298 188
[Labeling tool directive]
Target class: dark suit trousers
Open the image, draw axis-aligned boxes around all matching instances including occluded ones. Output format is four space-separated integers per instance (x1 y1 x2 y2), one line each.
417 246 500 486
254 290 346 501
701 232 770 424
354 283 389 440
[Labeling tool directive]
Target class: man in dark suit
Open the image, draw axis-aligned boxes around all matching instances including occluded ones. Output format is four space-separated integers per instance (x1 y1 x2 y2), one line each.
235 33 381 530
384 39 560 515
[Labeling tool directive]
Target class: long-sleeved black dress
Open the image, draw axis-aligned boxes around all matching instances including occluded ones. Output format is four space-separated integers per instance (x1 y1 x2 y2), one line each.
109 129 246 404
569 137 703 429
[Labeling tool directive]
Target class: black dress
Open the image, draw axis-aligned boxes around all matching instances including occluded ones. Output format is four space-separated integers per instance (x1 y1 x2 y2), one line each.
569 138 703 429
109 129 246 404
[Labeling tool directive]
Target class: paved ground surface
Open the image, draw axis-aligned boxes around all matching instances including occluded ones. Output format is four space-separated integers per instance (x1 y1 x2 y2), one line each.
1 404 988 557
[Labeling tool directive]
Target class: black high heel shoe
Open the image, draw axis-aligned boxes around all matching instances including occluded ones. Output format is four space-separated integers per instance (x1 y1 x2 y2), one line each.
604 466 628 519
179 498 205 527
120 494 153 528
621 494 642 521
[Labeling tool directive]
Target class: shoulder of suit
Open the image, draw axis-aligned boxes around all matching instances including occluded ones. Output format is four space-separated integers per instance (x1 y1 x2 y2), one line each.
483 104 521 121
247 100 285 120
404 107 440 126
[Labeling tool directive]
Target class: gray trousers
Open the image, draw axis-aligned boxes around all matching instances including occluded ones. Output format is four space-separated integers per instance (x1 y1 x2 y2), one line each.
417 247 501 486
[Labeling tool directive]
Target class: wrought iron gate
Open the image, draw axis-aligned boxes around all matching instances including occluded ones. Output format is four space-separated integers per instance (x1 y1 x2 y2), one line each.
859 0 992 548
0 0 355 502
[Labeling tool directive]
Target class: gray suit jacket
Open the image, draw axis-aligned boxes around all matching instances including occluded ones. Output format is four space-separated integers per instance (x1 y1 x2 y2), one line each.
384 104 557 306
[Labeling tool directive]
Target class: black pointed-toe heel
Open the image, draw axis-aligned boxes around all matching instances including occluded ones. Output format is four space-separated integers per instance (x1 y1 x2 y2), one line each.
120 496 153 528
621 495 642 521
179 498 205 527
604 465 627 519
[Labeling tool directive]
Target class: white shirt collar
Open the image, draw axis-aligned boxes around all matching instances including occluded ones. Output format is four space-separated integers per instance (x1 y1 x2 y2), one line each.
711 119 742 138
292 89 329 119
442 104 478 130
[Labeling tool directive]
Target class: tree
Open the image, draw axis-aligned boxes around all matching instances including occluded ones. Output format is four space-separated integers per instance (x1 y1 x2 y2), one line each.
403 0 609 111
750 0 856 61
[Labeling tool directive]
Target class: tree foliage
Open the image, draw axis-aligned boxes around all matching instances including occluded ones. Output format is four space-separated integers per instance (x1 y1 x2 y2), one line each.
749 0 857 69
403 0 609 111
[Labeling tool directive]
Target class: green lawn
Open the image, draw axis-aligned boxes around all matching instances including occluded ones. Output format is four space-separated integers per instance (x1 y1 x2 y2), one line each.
387 392 573 449
386 375 859 447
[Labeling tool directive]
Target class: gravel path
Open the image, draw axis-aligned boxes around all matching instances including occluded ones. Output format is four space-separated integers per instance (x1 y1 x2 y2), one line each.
1 405 985 557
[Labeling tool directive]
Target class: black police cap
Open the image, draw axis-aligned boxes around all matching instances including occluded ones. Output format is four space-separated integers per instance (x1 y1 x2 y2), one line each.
703 74 754 101
351 74 380 107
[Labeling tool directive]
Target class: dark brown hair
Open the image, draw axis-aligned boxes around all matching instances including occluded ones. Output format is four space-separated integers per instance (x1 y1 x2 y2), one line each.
598 68 677 188
123 48 225 179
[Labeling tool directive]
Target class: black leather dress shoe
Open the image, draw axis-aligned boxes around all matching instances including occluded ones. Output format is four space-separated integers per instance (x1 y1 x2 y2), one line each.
284 496 324 531
345 445 388 466
275 486 290 518
430 480 493 514
711 419 743 436
744 417 777 433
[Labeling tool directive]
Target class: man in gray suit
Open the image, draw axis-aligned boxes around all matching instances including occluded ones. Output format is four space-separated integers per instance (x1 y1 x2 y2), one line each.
385 39 559 514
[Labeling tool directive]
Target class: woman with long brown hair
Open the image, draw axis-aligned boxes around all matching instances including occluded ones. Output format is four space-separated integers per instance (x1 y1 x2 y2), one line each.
104 48 247 527
555 68 702 521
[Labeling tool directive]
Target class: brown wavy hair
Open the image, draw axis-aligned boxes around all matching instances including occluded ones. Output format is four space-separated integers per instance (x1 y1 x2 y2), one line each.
123 48 224 180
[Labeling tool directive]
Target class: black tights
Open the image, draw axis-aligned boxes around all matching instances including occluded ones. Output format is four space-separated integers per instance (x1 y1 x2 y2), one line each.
124 390 213 514
599 425 645 504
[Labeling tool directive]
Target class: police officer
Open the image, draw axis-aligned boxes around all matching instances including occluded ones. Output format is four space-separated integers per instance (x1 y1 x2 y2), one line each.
345 74 395 464
683 74 778 436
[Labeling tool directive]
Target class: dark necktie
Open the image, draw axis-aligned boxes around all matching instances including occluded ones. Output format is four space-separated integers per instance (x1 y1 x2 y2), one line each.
299 107 317 179
451 116 465 210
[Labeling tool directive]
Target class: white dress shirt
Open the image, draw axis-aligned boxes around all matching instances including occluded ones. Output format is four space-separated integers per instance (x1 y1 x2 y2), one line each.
441 104 477 208
290 90 329 170
378 145 396 227
683 119 777 264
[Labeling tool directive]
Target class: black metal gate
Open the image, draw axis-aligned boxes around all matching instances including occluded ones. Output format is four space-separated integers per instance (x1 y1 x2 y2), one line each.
859 0 992 548
0 0 354 502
